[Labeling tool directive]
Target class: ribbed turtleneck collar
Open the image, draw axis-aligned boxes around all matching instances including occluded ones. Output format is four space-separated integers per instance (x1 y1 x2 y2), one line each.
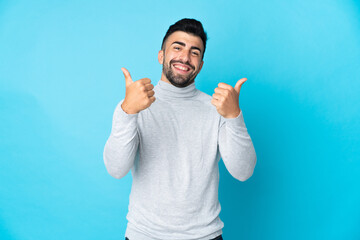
155 80 198 99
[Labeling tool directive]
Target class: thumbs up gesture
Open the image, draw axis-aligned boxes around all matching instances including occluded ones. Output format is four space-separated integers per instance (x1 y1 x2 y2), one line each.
121 68 156 114
211 78 247 118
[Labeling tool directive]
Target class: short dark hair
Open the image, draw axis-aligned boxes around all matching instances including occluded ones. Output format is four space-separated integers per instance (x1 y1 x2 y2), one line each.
161 18 207 59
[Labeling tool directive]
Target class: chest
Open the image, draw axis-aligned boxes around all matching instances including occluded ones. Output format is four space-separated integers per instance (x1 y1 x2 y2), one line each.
137 100 220 147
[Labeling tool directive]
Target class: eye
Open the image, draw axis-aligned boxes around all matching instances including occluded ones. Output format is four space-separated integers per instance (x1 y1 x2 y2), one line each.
192 51 200 56
174 46 181 50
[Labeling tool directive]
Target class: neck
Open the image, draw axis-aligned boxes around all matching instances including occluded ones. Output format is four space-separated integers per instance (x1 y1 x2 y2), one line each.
155 79 198 99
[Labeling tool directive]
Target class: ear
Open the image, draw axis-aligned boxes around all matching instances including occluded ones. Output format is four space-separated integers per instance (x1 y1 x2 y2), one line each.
158 50 164 64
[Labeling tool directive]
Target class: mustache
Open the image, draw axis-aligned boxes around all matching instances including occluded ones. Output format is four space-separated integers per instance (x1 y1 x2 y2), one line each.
170 60 195 70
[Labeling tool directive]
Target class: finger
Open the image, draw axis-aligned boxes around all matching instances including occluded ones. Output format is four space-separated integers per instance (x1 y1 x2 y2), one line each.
139 78 151 84
234 78 247 94
218 82 233 91
211 98 219 107
144 83 154 90
147 90 155 97
212 93 224 101
149 96 156 103
214 87 228 95
121 68 133 87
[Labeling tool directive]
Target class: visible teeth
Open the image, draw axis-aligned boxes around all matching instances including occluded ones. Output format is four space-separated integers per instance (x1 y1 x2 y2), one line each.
174 65 189 71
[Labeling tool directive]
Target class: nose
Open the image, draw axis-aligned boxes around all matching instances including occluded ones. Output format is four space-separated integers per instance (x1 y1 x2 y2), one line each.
178 50 191 63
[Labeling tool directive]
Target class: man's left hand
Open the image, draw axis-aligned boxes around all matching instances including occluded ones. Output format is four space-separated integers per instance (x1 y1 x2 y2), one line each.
211 78 247 118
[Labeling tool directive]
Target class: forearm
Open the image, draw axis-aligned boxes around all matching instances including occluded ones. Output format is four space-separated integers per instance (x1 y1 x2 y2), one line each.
218 111 257 181
103 101 139 179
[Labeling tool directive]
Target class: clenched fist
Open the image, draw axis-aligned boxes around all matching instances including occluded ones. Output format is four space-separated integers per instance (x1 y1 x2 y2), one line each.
121 68 156 114
211 78 247 118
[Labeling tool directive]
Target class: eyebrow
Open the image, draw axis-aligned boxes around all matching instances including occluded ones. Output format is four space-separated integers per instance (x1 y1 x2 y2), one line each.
171 41 202 53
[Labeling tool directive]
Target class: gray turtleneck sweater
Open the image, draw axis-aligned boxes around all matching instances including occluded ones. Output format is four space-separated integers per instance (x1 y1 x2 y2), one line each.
103 80 256 240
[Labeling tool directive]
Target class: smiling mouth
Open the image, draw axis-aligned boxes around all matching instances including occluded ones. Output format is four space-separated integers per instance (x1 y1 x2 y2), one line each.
172 63 193 74
174 64 189 71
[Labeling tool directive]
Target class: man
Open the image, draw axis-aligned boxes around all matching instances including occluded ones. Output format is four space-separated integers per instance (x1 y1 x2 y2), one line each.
103 18 256 240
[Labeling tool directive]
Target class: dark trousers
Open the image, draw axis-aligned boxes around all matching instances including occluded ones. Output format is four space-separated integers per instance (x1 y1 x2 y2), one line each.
125 235 223 240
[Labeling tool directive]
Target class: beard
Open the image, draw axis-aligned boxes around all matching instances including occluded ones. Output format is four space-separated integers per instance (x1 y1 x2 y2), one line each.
162 59 198 88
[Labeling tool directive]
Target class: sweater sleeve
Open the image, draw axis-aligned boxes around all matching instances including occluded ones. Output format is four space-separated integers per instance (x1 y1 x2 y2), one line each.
218 110 257 181
103 100 139 179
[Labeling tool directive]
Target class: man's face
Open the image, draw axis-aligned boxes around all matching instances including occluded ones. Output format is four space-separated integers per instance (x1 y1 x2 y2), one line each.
158 31 204 88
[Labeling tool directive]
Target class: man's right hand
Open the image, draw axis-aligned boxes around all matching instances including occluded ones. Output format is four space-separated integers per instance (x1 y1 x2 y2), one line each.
120 67 156 114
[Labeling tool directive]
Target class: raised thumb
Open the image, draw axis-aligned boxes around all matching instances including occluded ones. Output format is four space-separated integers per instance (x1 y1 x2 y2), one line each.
121 67 133 87
234 78 247 94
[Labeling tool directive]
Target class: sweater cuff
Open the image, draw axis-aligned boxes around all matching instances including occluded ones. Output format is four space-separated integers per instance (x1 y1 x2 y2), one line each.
112 101 138 134
117 101 139 119
222 110 246 129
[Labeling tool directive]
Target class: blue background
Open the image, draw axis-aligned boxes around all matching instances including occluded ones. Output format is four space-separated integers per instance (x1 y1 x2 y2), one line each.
1 0 359 239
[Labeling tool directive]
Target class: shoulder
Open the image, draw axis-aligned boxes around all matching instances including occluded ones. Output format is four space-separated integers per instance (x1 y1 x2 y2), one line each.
193 89 219 117
195 89 213 106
